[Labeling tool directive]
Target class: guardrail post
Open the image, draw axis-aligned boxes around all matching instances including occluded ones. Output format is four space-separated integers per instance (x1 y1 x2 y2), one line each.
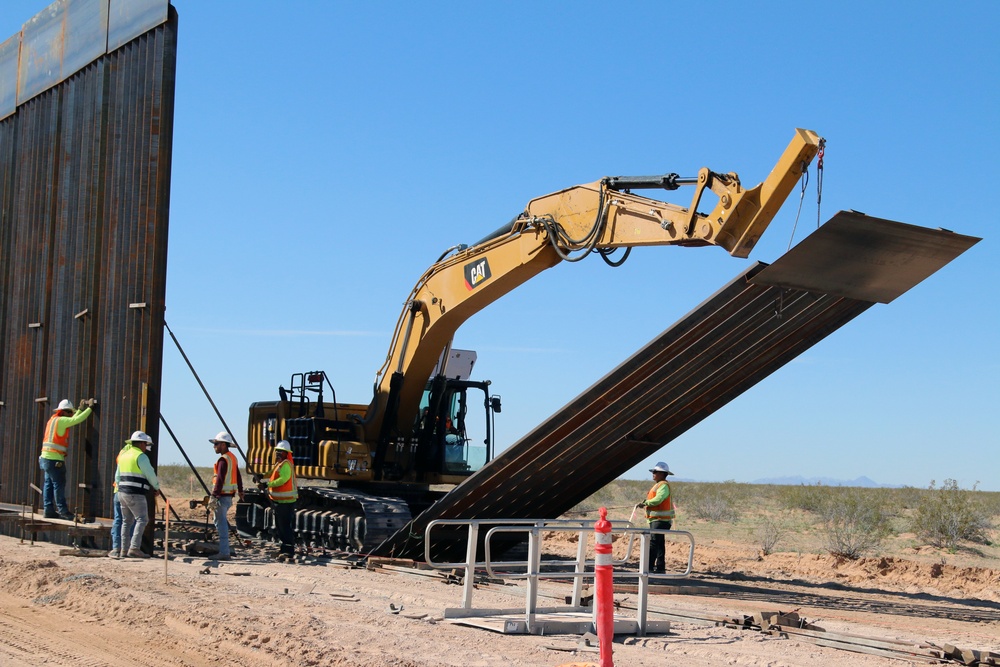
462 521 479 609
525 522 542 629
594 507 614 667
571 521 588 607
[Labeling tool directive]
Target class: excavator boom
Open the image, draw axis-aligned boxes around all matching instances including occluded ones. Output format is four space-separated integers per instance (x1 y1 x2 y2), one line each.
365 130 823 471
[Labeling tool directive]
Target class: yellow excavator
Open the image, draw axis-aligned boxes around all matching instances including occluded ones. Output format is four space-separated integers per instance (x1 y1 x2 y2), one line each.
237 129 824 551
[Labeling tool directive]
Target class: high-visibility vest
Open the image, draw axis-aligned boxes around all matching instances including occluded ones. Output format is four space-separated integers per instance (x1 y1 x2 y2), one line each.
645 480 675 520
213 451 239 495
268 457 298 503
41 413 70 459
117 445 151 495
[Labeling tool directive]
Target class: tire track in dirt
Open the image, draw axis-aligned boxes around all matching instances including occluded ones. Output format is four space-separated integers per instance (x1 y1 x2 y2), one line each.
0 598 137 667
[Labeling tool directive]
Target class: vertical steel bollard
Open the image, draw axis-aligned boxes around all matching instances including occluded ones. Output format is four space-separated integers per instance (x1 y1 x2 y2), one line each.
594 507 614 667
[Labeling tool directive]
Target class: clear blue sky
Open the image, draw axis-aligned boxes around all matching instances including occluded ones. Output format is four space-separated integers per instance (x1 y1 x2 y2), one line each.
4 2 998 490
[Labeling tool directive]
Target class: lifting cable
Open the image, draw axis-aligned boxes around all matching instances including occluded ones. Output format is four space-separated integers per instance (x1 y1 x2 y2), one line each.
815 139 825 229
786 164 809 252
786 138 827 251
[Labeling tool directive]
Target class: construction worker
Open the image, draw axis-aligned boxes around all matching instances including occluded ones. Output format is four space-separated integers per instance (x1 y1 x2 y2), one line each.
39 398 96 519
115 431 160 558
209 431 244 561
108 440 133 559
636 461 675 575
260 440 297 562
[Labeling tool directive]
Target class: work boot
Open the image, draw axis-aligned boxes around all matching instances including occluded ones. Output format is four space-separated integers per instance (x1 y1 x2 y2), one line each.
126 548 149 559
216 555 232 561
107 549 120 559
57 511 74 521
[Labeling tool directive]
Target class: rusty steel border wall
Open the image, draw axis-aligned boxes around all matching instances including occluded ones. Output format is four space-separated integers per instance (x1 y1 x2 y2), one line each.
0 0 177 528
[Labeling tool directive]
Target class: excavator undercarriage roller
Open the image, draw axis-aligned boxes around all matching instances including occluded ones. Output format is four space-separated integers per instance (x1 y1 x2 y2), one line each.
236 487 412 553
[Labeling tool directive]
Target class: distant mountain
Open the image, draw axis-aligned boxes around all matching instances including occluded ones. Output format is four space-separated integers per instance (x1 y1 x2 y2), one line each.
750 475 897 488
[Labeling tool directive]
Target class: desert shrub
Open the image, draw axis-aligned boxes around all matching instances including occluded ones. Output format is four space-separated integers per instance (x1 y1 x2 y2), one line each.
777 483 829 513
910 479 993 550
681 481 742 523
752 517 784 556
978 489 1000 518
570 480 649 522
892 485 926 510
157 464 213 496
819 487 893 559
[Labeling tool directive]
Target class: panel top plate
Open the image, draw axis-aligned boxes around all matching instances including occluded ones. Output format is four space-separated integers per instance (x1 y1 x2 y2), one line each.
753 211 981 303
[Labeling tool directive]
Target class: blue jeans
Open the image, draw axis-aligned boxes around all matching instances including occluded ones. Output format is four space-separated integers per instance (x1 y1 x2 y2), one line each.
214 495 234 557
38 457 69 516
111 493 123 551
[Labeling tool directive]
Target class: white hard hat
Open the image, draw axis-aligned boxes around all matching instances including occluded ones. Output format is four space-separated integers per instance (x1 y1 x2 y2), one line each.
649 461 673 475
274 440 292 453
56 399 74 412
129 430 154 446
209 431 235 446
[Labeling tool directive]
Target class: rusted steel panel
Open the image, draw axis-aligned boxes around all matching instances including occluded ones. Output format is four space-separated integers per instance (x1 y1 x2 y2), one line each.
0 0 170 115
0 8 176 532
753 211 980 304
379 266 872 559
109 0 169 52
0 35 17 120
18 0 109 105
379 218 975 560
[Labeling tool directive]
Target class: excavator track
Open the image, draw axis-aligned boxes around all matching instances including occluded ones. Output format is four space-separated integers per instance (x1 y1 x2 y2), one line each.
236 487 412 553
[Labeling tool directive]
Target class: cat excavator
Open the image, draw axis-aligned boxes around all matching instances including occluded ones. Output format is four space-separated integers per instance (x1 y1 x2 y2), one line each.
236 129 825 552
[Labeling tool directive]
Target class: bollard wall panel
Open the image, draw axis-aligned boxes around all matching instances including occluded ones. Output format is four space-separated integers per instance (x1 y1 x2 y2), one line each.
0 0 176 527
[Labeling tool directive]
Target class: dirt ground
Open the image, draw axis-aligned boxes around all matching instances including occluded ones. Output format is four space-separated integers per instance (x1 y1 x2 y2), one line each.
1 504 998 667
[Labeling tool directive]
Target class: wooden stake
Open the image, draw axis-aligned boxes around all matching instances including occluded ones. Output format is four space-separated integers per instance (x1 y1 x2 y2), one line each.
164 499 170 584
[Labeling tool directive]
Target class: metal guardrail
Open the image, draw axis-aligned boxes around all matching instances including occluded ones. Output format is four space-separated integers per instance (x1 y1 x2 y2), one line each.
424 517 694 636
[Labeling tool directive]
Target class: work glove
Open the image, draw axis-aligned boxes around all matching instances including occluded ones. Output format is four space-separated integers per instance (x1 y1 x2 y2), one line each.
635 502 645 509
257 481 268 491
207 496 220 512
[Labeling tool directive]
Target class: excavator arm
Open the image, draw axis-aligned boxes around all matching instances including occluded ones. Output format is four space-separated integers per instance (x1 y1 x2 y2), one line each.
366 129 823 476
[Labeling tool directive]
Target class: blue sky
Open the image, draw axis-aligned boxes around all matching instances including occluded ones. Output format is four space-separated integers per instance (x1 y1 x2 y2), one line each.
4 2 998 490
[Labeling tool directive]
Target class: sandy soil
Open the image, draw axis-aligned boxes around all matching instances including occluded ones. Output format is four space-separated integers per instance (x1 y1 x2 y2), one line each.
1 509 998 667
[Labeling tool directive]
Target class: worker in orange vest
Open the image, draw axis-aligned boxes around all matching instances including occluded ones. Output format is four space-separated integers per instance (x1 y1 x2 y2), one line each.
635 461 675 575
209 431 244 561
260 440 298 562
39 398 96 519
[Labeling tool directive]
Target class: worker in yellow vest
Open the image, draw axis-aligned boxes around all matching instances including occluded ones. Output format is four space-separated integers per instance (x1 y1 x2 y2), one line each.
209 431 244 561
261 440 297 562
39 398 95 520
115 431 160 558
635 461 675 575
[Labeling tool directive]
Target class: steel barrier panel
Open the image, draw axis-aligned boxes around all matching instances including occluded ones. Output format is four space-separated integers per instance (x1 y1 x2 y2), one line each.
376 217 976 560
18 0 109 105
0 0 171 120
0 35 17 119
109 0 169 52
0 6 176 532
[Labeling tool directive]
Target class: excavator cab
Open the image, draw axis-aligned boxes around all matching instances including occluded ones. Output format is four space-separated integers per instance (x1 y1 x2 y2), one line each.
413 378 497 476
